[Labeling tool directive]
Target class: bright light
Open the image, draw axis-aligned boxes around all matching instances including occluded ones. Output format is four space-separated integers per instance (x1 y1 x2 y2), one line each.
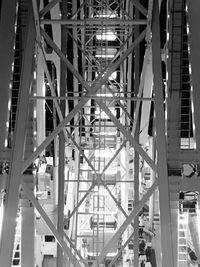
96 9 117 18
109 71 117 80
95 48 117 58
166 71 168 81
4 139 8 147
189 64 192 75
186 23 189 35
167 32 169 41
96 93 113 97
34 109 37 119
96 29 117 41
94 131 117 136
8 99 11 111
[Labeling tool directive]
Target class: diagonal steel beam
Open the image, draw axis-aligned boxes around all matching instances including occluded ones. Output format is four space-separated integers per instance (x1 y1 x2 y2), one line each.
104 84 135 126
105 143 126 171
101 140 127 174
23 29 146 172
108 230 135 267
131 47 151 136
95 99 157 171
91 180 158 267
63 231 87 265
39 0 61 18
21 181 83 267
67 143 130 227
39 48 98 178
41 28 146 94
71 1 85 19
98 178 136 229
41 28 156 171
129 0 148 17
66 185 94 222
32 1 98 180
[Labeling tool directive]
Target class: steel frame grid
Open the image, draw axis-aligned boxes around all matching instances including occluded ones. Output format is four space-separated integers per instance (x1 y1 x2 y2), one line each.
34 1 155 266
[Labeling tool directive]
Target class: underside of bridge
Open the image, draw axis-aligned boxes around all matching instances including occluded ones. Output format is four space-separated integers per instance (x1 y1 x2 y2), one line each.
1 0 200 266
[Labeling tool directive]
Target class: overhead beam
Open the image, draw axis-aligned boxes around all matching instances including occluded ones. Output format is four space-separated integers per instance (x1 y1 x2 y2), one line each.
41 19 147 26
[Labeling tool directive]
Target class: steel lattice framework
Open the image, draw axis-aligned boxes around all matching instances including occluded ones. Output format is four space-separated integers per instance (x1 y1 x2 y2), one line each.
1 0 200 267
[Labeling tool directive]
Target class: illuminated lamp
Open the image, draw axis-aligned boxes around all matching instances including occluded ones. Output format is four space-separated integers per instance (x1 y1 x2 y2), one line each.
96 29 117 41
95 48 117 58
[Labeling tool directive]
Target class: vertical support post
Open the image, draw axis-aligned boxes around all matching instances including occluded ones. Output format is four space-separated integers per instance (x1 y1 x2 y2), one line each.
0 3 35 266
171 207 178 266
57 132 65 267
149 137 156 233
36 50 46 153
72 1 81 257
133 5 140 266
0 6 35 266
124 143 130 262
187 0 200 153
56 1 67 265
21 206 35 267
0 0 17 148
152 1 174 266
133 141 140 267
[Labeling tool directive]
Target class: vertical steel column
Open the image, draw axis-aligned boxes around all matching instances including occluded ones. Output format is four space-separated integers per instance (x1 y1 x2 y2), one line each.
133 5 140 266
133 140 140 267
21 206 35 267
0 3 35 266
56 1 67 265
57 131 65 267
187 0 200 153
170 208 178 266
36 51 46 152
152 0 174 266
71 0 81 254
149 137 156 233
0 0 17 148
